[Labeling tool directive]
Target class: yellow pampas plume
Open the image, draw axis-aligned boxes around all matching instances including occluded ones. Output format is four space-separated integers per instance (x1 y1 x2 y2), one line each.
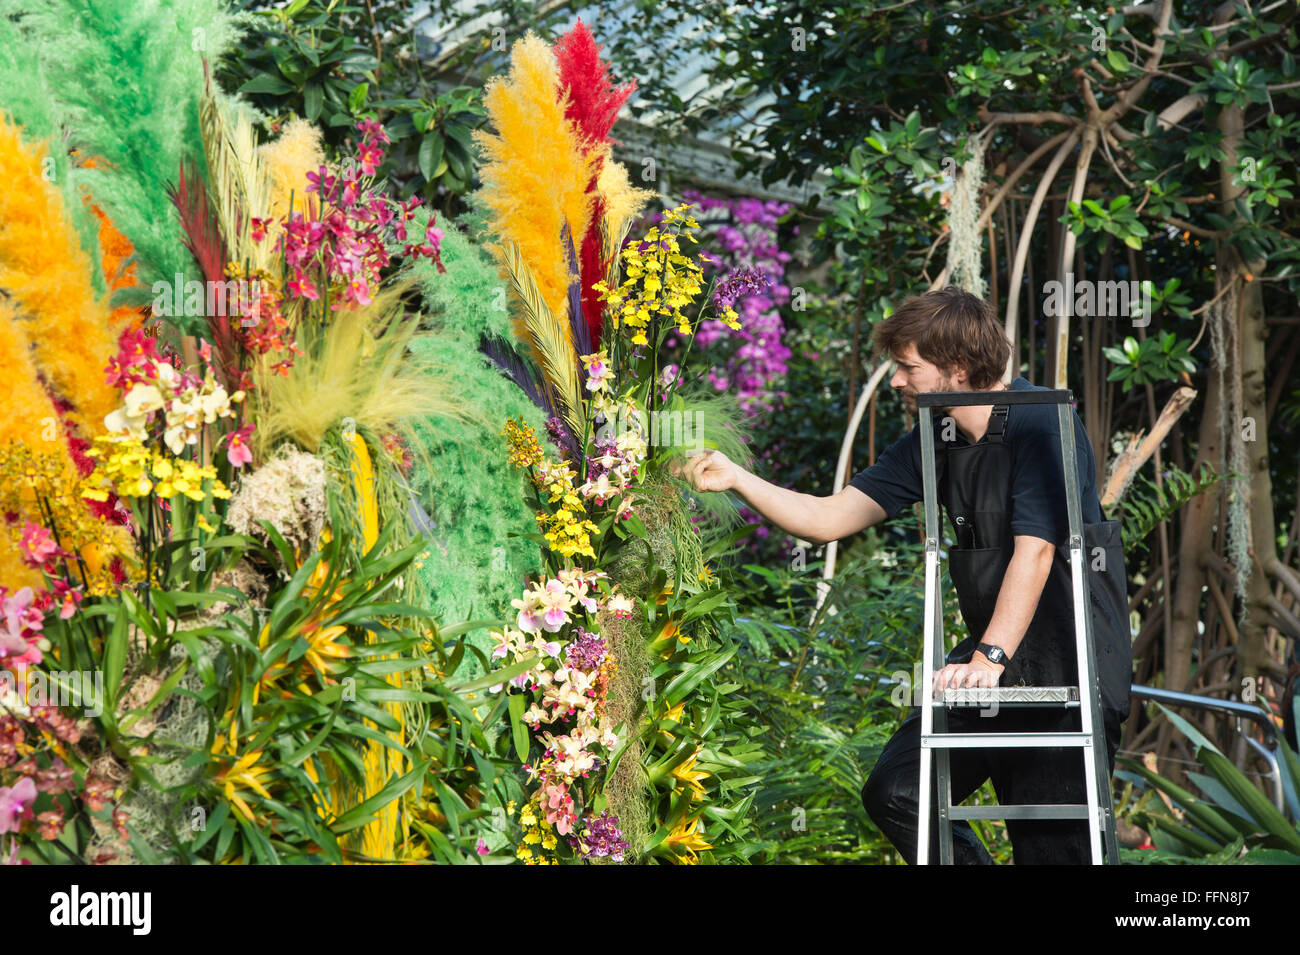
0 303 64 454
595 141 656 277
258 117 325 226
472 32 601 321
0 114 124 440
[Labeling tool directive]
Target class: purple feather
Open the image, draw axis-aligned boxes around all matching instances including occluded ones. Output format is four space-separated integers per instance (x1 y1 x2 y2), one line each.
478 334 580 459
562 223 593 358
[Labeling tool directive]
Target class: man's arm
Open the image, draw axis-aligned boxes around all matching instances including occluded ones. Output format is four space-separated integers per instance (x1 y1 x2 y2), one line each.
980 535 1057 660
933 534 1057 690
731 470 888 546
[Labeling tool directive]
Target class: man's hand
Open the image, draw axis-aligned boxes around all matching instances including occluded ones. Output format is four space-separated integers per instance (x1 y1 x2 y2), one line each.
932 652 1004 694
669 449 738 493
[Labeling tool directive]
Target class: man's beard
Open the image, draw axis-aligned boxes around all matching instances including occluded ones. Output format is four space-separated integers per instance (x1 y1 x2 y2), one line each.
903 374 958 415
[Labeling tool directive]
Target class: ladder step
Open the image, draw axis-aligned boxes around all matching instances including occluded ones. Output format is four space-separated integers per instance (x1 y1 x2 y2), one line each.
936 686 1079 706
948 804 1093 821
922 732 1092 748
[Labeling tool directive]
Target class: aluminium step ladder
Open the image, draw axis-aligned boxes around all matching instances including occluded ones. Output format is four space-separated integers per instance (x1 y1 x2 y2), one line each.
915 387 1119 865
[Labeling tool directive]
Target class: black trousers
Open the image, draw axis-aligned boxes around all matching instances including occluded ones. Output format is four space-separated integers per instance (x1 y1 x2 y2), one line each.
861 704 1124 864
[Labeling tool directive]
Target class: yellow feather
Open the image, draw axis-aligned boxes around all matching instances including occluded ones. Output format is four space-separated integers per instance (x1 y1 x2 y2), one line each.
200 89 274 271
472 32 600 324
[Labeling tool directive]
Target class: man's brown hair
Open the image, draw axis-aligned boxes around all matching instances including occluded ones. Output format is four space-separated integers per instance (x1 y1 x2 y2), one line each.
871 286 1012 390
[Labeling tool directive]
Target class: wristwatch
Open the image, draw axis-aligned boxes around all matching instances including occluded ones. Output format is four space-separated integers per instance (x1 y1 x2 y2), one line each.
976 643 1009 666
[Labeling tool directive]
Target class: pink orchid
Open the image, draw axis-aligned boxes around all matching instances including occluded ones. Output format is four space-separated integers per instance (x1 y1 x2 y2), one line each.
306 164 337 200
357 143 384 176
356 117 390 146
49 579 83 620
0 777 36 835
220 424 255 469
18 523 58 568
287 270 320 301
346 277 373 307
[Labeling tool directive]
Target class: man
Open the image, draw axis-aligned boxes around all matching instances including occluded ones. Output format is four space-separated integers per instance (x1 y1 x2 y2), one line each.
674 286 1131 864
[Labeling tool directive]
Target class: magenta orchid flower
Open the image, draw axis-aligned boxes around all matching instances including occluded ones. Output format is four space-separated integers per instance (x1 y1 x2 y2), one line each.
0 777 36 835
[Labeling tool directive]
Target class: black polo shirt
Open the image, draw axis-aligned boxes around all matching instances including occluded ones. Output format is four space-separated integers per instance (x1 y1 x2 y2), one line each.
849 377 1101 544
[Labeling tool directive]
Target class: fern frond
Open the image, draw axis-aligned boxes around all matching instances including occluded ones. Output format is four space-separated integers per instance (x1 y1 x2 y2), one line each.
1118 461 1226 553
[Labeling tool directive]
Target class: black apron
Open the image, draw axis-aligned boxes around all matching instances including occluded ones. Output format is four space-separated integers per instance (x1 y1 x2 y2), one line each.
939 404 1132 716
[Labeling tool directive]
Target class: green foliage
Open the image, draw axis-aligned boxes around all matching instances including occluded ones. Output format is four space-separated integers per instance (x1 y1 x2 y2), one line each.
221 0 378 129
381 85 484 199
1062 194 1150 251
1117 702 1300 864
1117 461 1226 561
1102 331 1197 393
718 535 1015 863
218 0 484 209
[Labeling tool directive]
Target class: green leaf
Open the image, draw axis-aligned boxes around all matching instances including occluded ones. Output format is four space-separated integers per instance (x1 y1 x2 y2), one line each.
418 131 444 181
1200 749 1300 852
1106 49 1130 73
304 82 324 122
347 82 369 114
663 647 738 706
332 759 430 833
239 74 294 96
103 600 129 707
508 692 530 762
450 654 538 694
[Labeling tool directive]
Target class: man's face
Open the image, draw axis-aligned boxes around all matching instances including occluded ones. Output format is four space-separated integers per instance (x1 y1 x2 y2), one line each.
889 343 966 415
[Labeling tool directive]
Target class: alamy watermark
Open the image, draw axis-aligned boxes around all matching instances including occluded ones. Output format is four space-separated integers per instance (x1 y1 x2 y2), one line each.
0 668 103 718
593 407 707 455
1042 273 1152 327
151 274 263 324
889 662 1001 716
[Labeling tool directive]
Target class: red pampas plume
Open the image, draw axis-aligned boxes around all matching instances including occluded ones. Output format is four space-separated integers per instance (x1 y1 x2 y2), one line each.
554 18 637 353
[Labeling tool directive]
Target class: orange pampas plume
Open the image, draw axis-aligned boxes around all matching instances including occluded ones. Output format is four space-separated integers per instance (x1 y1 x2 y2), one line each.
87 202 145 332
0 301 77 591
472 32 601 323
0 114 126 440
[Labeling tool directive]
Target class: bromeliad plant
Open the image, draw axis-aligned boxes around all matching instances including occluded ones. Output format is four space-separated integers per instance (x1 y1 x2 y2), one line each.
1117 701 1300 863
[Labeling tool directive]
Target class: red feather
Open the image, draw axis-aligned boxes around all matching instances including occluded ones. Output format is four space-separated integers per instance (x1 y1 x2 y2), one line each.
167 159 238 378
580 192 607 351
554 18 638 352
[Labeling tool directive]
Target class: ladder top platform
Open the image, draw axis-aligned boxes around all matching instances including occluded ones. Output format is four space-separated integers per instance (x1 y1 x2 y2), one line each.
934 686 1080 706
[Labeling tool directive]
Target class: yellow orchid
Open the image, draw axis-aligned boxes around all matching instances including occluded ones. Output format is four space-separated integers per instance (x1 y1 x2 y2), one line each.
301 622 350 681
670 747 711 801
663 814 713 864
216 748 273 822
